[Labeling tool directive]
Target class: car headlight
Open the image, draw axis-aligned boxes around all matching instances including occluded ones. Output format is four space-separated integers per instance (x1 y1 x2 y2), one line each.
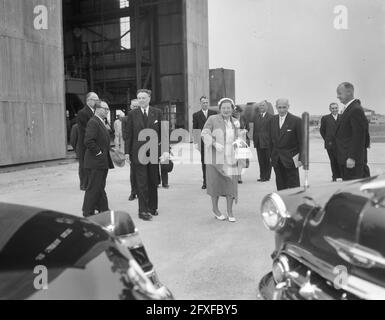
260 193 288 231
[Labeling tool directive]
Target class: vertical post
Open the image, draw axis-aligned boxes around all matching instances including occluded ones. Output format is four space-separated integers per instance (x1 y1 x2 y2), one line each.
150 5 157 99
135 0 142 90
302 112 310 189
101 0 106 94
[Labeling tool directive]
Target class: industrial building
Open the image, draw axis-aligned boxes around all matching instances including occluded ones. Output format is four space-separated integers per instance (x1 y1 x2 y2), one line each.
0 0 210 166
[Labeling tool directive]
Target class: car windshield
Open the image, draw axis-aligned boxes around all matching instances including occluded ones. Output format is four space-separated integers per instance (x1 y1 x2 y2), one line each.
0 205 130 300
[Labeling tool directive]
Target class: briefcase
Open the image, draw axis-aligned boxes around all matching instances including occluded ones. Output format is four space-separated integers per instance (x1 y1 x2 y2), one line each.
161 160 174 173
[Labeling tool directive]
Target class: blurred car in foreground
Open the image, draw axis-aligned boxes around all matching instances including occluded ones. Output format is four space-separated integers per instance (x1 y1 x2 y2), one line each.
259 175 385 300
0 203 173 300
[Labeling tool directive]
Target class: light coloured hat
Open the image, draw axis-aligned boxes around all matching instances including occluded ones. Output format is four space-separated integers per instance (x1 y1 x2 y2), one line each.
116 110 125 118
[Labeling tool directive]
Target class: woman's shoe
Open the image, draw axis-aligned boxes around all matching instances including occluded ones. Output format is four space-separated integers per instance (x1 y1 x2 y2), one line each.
228 217 236 222
214 214 227 221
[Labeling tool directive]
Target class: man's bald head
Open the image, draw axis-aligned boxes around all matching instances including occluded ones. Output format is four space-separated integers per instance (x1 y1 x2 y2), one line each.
86 92 99 109
276 99 290 117
337 82 355 105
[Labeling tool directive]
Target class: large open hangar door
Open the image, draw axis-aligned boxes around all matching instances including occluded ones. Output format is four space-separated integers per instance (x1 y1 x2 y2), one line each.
63 0 209 132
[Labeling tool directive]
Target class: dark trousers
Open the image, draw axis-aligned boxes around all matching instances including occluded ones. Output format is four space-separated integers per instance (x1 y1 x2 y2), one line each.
363 149 370 178
78 149 89 189
130 162 137 195
340 164 364 181
134 163 159 213
326 148 341 180
273 158 300 191
256 146 272 180
200 144 207 185
160 165 169 186
82 169 109 217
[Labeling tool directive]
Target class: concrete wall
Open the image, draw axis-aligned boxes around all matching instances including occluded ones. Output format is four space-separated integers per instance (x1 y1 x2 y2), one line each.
183 0 209 130
0 0 66 166
209 68 235 106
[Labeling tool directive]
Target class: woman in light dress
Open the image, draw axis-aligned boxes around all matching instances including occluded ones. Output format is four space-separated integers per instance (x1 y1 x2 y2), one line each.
201 98 247 222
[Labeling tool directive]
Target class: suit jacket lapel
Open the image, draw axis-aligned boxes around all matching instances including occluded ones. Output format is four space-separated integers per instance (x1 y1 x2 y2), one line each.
95 116 109 142
148 107 156 128
200 110 207 123
136 109 146 129
336 99 356 133
279 114 289 140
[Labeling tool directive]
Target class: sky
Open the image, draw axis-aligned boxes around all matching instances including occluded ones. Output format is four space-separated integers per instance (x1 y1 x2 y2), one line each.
208 0 385 115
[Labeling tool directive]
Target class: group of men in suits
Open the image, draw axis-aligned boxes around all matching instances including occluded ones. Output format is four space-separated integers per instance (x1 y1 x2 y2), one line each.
321 82 370 181
193 95 303 191
76 82 370 216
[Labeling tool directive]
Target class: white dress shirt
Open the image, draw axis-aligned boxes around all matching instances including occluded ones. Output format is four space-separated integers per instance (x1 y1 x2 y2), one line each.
141 106 149 116
279 114 287 129
202 109 208 118
332 114 338 121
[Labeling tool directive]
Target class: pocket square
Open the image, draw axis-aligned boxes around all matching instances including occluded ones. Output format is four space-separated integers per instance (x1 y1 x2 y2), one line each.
287 129 292 132
154 120 158 124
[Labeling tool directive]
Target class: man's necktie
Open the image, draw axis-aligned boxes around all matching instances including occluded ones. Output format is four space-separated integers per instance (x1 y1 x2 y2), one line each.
143 109 148 124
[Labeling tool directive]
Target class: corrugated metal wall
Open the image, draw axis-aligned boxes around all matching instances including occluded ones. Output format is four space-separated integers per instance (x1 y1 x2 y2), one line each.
0 0 66 166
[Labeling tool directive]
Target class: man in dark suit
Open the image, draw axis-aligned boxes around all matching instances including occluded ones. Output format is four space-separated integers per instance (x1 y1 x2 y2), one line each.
70 123 80 159
82 101 114 217
335 83 368 181
76 92 99 190
193 96 217 189
253 101 273 182
122 99 140 201
124 89 163 221
320 103 342 181
270 99 302 191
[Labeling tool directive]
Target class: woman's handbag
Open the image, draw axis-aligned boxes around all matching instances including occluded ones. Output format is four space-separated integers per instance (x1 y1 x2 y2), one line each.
161 160 174 173
233 140 253 160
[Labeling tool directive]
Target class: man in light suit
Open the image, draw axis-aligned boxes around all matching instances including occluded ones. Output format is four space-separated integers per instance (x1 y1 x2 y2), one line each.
193 96 217 189
124 90 163 221
320 103 342 181
82 101 114 217
335 82 368 180
253 101 273 182
269 99 302 191
76 92 99 190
